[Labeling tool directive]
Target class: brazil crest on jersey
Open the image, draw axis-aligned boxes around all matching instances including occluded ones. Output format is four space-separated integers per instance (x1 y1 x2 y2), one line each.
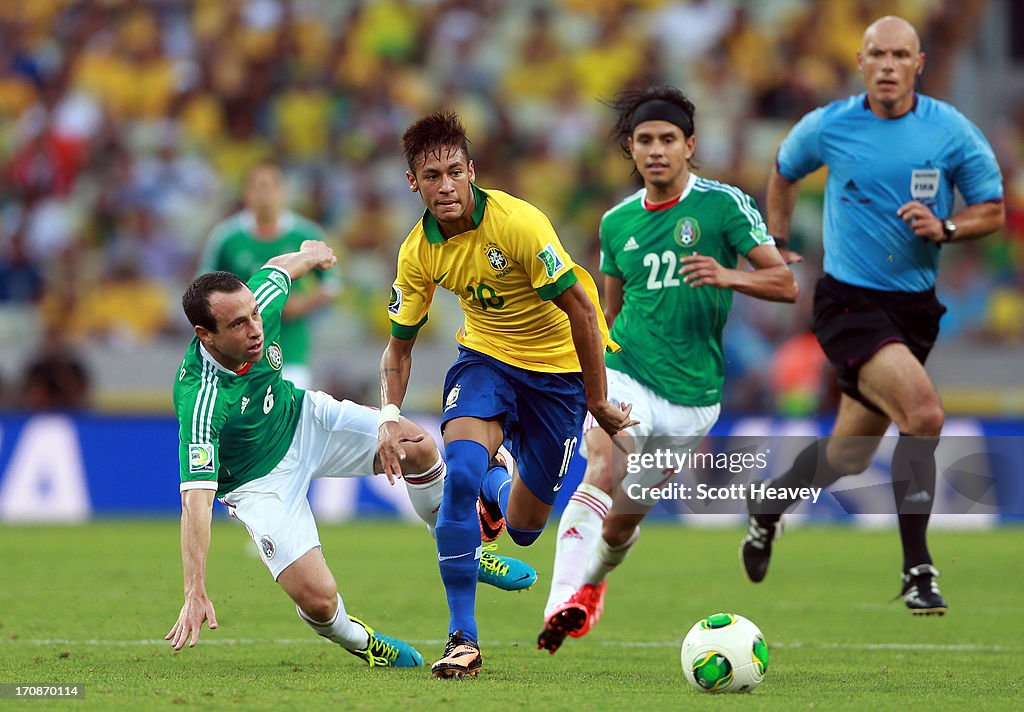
389 185 614 373
173 266 304 496
198 210 340 365
600 174 774 406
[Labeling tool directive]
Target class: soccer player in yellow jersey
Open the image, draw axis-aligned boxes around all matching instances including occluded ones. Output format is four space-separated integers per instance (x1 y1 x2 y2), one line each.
377 112 635 678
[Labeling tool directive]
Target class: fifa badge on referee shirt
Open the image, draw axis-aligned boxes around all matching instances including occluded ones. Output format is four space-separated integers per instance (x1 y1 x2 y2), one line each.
911 169 940 200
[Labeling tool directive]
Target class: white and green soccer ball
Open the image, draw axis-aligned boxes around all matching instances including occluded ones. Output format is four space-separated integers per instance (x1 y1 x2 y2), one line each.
680 613 768 693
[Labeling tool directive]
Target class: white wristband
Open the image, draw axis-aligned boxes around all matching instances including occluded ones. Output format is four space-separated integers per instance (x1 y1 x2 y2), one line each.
378 404 401 428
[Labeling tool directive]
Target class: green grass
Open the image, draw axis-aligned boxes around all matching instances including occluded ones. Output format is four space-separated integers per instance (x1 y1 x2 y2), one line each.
1 520 1021 710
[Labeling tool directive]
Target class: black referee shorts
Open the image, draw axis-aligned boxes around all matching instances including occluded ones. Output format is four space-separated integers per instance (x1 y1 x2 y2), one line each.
811 274 947 414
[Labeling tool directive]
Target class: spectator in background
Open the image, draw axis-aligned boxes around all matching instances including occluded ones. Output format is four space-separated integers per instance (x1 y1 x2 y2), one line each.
107 206 192 289
336 186 401 337
198 161 340 389
935 243 995 343
130 126 221 257
0 227 44 303
769 328 833 416
65 256 174 345
19 328 91 411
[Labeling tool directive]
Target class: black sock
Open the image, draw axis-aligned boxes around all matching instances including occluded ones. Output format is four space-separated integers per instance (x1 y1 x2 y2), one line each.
754 438 846 524
892 433 939 571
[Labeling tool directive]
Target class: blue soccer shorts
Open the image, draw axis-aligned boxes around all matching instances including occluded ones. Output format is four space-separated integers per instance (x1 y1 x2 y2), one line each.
440 347 587 505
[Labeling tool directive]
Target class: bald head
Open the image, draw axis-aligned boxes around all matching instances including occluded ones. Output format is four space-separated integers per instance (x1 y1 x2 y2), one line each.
862 16 921 55
858 15 925 119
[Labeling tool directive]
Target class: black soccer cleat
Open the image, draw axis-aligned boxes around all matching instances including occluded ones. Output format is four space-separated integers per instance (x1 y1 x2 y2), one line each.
431 630 482 679
897 564 947 616
740 515 781 583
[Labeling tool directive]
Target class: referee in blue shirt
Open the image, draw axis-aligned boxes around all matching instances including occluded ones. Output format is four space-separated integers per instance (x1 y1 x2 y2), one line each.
741 15 1004 614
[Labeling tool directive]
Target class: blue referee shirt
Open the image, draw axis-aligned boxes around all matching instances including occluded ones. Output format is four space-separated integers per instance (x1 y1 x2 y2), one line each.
777 93 1003 292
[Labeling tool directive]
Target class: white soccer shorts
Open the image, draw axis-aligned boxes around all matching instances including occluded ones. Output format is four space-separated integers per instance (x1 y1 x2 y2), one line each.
219 390 379 579
583 367 720 506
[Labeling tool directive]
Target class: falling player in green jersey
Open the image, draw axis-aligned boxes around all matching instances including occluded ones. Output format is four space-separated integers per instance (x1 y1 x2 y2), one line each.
166 240 533 667
538 86 799 654
198 162 339 389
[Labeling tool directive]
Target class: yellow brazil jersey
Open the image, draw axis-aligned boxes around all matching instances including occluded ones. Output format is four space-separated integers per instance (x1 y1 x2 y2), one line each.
390 185 613 373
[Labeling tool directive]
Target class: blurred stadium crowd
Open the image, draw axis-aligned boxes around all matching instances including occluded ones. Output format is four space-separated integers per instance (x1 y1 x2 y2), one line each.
0 0 1022 413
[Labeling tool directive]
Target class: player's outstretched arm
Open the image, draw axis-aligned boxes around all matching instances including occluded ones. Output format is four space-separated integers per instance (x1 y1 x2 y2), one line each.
166 488 218 650
553 282 638 436
377 334 417 484
265 240 337 280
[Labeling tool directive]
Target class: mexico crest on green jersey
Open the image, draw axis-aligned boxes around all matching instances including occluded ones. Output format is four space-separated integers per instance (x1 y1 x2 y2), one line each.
674 217 701 248
266 341 283 370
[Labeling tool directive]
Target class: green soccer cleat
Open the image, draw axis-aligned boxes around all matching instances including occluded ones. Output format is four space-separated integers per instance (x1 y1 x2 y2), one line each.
345 615 423 668
477 543 537 591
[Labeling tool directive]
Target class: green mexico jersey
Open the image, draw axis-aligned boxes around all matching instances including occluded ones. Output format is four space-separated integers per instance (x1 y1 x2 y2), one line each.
600 174 773 406
199 210 338 366
174 266 305 497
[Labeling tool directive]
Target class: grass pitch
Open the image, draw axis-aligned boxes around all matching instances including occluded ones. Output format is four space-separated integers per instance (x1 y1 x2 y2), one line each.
1 519 1021 711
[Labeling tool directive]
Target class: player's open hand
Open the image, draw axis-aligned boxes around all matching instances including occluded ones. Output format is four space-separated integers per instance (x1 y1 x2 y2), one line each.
166 592 218 650
376 422 422 485
590 399 639 437
678 254 733 289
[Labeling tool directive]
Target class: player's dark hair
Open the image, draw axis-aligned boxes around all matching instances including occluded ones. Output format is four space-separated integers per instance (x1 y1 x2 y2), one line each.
182 271 247 332
607 86 697 167
402 111 471 173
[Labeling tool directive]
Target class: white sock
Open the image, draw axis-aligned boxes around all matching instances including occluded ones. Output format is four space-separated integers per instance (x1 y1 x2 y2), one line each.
583 526 641 586
404 456 445 538
544 483 611 617
296 593 369 650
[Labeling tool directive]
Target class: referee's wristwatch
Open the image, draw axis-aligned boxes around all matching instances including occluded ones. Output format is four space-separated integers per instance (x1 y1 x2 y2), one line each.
941 218 957 242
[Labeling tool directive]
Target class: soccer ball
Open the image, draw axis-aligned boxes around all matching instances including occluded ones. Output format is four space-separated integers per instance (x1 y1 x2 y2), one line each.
680 613 768 693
